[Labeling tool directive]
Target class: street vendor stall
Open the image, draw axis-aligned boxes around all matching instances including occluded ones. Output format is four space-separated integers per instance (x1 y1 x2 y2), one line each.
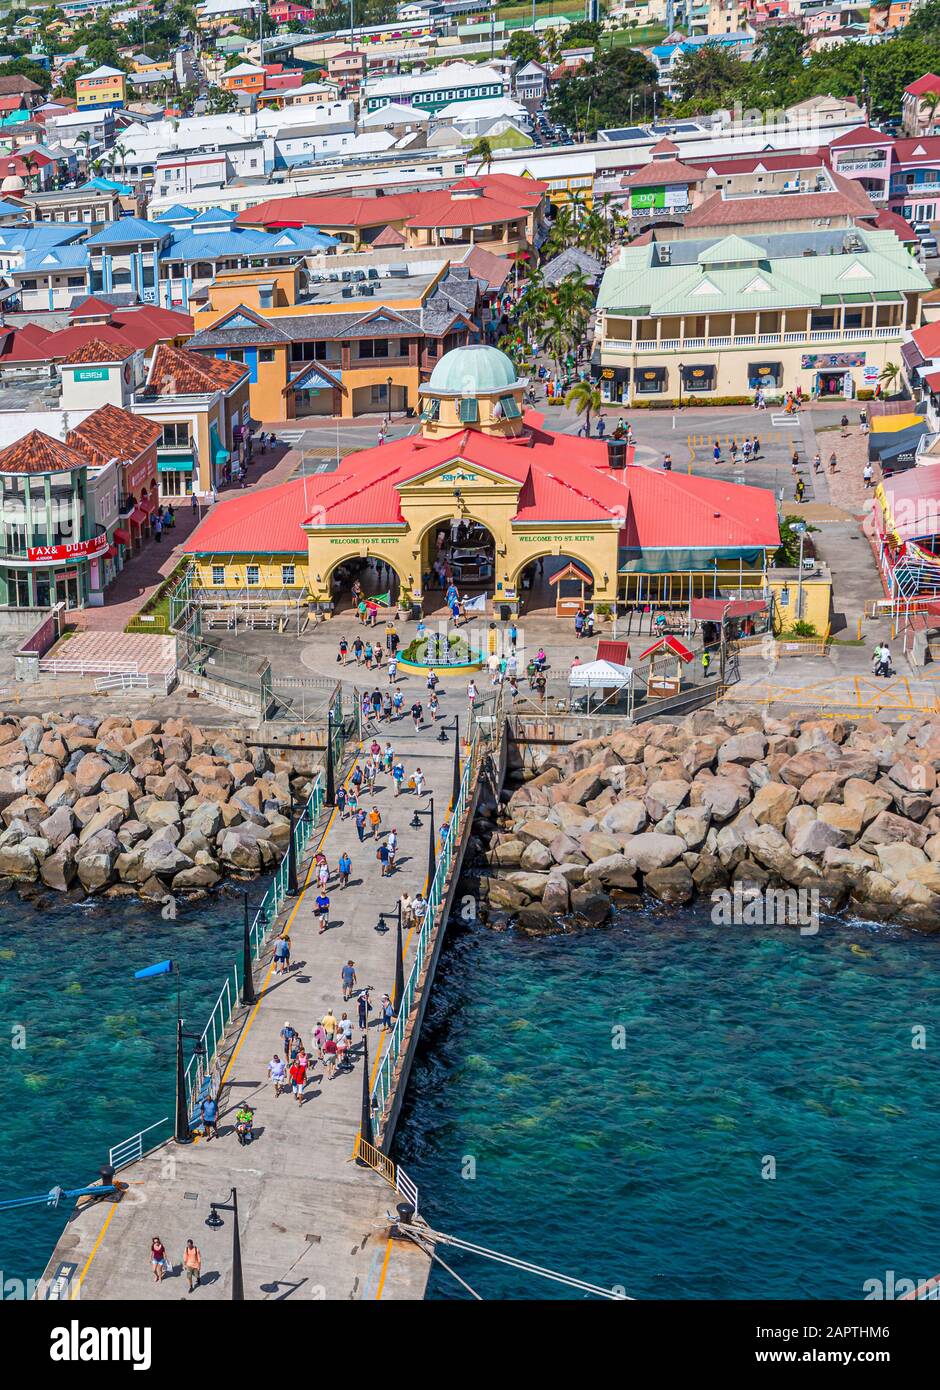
568 658 634 714
549 560 594 618
638 634 694 698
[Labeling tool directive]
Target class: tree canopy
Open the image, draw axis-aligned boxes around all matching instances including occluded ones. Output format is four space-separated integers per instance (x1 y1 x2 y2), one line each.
548 47 659 138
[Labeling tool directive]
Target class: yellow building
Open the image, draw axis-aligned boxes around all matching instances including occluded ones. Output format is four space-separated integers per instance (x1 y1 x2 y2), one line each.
75 65 127 111
183 344 786 620
184 263 479 422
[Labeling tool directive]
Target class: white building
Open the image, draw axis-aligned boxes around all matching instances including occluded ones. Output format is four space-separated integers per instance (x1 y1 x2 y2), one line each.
362 63 508 114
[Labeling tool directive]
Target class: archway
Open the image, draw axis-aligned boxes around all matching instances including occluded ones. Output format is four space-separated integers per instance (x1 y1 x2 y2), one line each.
514 552 595 620
324 551 402 616
418 514 497 617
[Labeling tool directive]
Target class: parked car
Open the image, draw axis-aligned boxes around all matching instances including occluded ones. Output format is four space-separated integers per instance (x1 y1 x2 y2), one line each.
920 235 939 257
913 222 933 237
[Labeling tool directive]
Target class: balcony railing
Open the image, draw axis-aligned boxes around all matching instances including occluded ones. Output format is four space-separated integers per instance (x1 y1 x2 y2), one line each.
600 324 903 353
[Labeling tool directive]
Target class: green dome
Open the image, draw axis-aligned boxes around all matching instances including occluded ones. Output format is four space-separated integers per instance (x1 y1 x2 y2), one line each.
428 343 518 395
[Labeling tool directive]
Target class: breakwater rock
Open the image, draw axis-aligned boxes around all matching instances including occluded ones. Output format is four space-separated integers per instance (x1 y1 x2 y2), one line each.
475 709 940 933
0 713 311 901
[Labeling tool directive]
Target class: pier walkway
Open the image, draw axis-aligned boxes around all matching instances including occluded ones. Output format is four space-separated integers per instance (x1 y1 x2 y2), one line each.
43 708 488 1302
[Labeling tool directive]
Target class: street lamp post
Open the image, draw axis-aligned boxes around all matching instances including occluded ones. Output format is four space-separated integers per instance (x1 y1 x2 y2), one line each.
325 710 336 807
410 797 435 893
134 959 195 1145
240 891 255 1006
377 901 406 1011
286 788 298 897
677 361 684 412
357 1026 374 1159
205 1187 244 1300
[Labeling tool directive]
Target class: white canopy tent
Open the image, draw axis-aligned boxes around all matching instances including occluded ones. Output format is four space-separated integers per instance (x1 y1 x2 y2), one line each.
567 659 634 714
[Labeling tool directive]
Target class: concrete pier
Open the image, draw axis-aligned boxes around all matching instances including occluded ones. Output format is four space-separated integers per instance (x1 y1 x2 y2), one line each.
41 719 470 1301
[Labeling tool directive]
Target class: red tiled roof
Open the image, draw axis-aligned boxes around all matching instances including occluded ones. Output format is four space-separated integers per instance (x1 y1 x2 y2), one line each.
690 153 827 177
67 403 161 467
371 223 406 247
144 342 248 396
0 305 193 366
0 429 89 476
924 370 940 392
184 419 779 553
893 134 940 160
464 244 512 290
828 125 893 148
621 157 704 188
185 475 313 554
69 295 117 320
872 209 919 242
905 74 940 97
61 338 134 364
912 321 940 360
684 180 873 228
237 174 546 231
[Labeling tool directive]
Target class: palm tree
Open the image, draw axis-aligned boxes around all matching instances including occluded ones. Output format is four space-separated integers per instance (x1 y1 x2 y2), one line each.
541 301 576 380
554 270 595 342
922 90 940 135
541 27 562 65
578 209 610 261
467 135 494 176
879 361 900 397
544 204 579 257
565 380 601 436
112 141 129 182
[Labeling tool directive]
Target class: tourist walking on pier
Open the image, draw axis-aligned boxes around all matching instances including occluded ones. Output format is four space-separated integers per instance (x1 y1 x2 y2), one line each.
315 891 330 934
338 851 351 888
317 858 330 892
274 934 290 976
150 1237 168 1284
347 787 359 819
388 654 398 683
357 988 371 1031
413 765 425 797
381 994 395 1029
411 699 423 732
392 759 405 795
388 827 398 870
289 1053 307 1105
313 1023 326 1060
281 1021 296 1057
355 808 367 842
393 689 403 720
467 679 478 711
378 840 390 877
323 1034 338 1080
412 890 427 924
183 1240 201 1293
428 691 440 721
353 636 364 664
268 1053 287 1098
201 1094 219 1142
382 690 393 721
336 784 347 818
342 960 357 1000
369 805 382 839
339 638 348 665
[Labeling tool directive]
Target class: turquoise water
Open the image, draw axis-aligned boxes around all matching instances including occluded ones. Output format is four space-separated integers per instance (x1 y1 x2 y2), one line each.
0 888 252 1285
395 908 940 1300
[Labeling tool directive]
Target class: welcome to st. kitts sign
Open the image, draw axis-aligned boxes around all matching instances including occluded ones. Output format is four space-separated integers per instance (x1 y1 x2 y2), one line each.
26 536 109 563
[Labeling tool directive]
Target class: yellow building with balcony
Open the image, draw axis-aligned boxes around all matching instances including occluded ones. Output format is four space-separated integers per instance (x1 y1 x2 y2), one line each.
593 227 929 405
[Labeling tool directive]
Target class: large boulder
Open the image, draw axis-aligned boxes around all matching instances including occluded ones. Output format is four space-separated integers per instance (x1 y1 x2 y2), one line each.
520 840 553 872
542 872 570 915
876 842 929 885
39 805 76 850
77 851 116 892
674 805 711 849
696 777 750 823
748 825 798 878
750 782 799 832
789 817 847 857
582 853 639 890
644 778 690 821
717 732 767 765
172 863 221 890
141 840 194 880
40 835 78 891
0 841 39 879
487 838 526 867
599 799 648 836
2 795 46 830
73 754 110 796
619 832 686 872
860 811 929 851
218 830 262 872
645 863 695 903
555 766 606 806
78 806 125 846
25 757 62 798
142 799 182 829
570 885 612 924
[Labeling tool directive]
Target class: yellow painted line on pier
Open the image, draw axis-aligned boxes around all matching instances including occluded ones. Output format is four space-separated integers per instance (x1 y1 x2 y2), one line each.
69 1201 118 1300
375 1235 394 1299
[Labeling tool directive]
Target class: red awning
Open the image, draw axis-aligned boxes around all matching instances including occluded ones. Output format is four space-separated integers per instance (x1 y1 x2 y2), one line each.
139 495 153 512
690 598 767 621
129 506 146 525
596 639 629 664
114 527 131 545
104 544 117 559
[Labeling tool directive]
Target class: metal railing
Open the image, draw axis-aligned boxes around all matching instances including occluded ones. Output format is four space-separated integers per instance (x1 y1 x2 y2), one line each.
354 1134 420 1215
370 690 502 1122
183 767 327 1111
109 1116 170 1172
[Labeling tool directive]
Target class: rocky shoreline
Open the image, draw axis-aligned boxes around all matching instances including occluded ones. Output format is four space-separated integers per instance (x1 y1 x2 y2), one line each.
0 714 312 903
470 710 940 934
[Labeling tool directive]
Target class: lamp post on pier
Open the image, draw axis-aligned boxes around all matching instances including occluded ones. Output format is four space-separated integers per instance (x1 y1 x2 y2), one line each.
410 795 435 894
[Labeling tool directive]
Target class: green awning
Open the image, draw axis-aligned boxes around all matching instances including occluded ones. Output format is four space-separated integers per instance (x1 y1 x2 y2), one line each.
618 547 765 574
841 292 873 304
874 290 904 301
820 294 841 306
210 423 229 467
158 453 195 472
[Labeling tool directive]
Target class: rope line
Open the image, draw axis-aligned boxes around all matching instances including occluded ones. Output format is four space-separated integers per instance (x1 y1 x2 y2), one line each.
408 1222 632 1300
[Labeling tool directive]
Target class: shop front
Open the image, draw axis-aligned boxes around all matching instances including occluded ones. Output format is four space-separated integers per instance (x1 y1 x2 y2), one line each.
598 364 630 405
681 363 715 396
802 351 865 399
748 362 783 391
634 365 668 398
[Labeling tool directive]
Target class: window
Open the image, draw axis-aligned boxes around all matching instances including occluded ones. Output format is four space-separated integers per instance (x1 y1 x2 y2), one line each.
459 397 479 423
21 279 37 291
282 563 295 586
246 565 260 585
260 348 275 363
67 276 84 287
160 423 190 448
212 565 224 585
498 394 521 419
358 338 390 359
226 349 245 363
291 341 329 361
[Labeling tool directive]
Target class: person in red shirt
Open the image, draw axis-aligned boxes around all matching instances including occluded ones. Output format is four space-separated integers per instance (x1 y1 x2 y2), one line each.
323 1034 338 1081
289 1054 307 1105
